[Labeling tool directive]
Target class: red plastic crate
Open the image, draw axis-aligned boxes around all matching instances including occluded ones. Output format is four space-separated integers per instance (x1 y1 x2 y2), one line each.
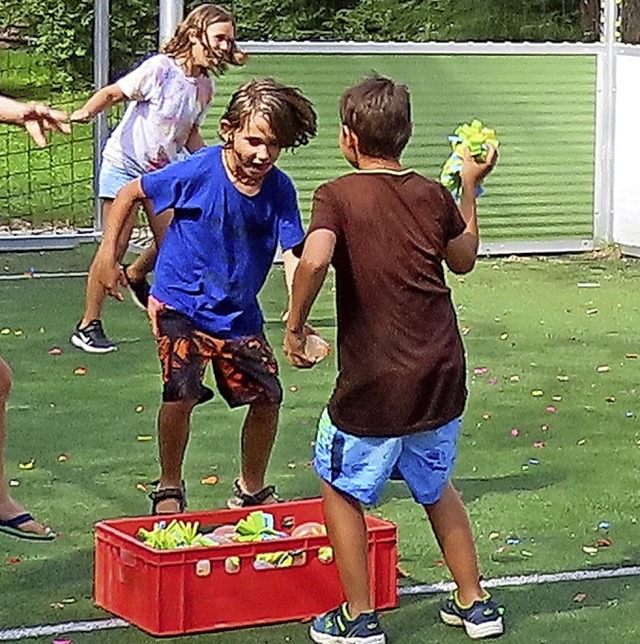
94 498 398 636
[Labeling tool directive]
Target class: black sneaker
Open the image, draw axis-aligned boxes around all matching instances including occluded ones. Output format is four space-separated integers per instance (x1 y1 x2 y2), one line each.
70 319 117 354
440 592 505 639
122 264 150 310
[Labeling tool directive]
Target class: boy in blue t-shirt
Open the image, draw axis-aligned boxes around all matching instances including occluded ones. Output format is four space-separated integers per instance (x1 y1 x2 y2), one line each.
92 78 317 513
285 76 502 643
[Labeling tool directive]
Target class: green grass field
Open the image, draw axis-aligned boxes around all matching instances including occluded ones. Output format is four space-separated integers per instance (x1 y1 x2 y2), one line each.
0 249 639 642
1 51 596 239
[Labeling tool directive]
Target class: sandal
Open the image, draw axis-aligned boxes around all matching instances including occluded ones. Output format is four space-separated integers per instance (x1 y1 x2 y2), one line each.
227 478 280 509
0 513 56 542
149 480 187 515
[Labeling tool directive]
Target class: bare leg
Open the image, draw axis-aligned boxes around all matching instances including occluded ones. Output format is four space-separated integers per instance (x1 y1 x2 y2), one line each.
125 245 157 282
145 205 173 247
321 480 371 617
154 398 198 513
124 206 172 284
125 205 173 283
79 199 140 328
238 400 279 495
424 482 484 606
0 357 50 535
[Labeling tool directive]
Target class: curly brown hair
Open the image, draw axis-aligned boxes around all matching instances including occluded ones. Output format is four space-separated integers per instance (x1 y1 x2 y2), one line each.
220 78 317 150
162 4 247 75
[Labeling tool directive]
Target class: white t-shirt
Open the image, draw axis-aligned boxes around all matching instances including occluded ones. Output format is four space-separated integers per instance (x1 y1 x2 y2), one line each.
102 54 214 175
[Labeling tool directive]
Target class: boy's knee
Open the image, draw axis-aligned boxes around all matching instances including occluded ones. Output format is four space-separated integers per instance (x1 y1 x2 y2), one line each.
249 398 281 416
161 398 198 414
424 480 457 510
0 358 13 399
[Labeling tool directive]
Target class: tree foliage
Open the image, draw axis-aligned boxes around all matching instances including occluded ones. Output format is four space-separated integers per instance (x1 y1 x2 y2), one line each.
1 0 625 89
0 0 157 87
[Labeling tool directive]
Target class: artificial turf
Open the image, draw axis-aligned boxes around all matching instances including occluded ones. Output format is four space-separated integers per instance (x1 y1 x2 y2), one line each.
0 248 639 643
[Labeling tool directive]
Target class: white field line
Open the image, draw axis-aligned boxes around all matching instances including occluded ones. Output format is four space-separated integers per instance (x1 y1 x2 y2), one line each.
0 618 128 641
1 566 640 641
398 564 640 596
0 272 88 281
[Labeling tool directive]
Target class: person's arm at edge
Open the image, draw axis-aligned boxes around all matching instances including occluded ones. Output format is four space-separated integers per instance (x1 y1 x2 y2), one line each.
0 95 35 125
284 229 336 368
92 178 147 300
445 145 498 274
0 95 71 147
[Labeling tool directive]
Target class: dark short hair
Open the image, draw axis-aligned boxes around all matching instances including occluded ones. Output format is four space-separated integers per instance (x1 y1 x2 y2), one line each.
340 75 412 159
221 78 317 149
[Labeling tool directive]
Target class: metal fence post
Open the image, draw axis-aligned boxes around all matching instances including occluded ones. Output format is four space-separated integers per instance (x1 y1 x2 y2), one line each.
93 0 110 234
159 0 184 48
593 0 617 244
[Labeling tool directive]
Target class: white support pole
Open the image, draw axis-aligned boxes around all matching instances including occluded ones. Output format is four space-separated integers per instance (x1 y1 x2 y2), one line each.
159 0 184 48
93 0 110 232
593 0 618 244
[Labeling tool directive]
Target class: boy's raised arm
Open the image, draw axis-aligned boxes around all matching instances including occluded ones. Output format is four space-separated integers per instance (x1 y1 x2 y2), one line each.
445 145 498 274
284 229 336 368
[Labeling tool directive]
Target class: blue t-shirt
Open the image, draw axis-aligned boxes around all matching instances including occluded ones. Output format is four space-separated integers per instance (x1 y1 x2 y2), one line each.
141 145 304 338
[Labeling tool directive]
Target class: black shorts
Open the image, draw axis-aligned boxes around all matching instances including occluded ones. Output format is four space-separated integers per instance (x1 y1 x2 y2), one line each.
156 309 282 407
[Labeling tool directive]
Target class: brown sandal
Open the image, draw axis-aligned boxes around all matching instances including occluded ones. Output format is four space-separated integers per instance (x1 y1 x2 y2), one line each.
226 478 280 509
149 480 187 515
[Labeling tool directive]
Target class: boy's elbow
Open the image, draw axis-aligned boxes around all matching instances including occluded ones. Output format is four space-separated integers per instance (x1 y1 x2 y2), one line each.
447 257 476 274
300 256 329 276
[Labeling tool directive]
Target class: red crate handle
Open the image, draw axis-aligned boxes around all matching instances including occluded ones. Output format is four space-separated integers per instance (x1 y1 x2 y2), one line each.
119 548 137 568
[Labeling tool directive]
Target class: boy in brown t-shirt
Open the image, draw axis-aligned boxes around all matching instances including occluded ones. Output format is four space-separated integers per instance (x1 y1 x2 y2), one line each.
285 76 502 643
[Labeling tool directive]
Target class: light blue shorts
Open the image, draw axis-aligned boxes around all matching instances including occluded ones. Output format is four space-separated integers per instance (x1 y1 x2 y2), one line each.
98 160 140 199
314 409 461 506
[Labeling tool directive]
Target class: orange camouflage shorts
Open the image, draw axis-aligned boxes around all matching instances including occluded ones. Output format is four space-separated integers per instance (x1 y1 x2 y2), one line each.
156 309 282 407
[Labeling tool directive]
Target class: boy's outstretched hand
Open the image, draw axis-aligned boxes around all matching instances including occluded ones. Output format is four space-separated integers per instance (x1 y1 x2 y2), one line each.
284 326 329 369
93 255 127 302
460 144 499 187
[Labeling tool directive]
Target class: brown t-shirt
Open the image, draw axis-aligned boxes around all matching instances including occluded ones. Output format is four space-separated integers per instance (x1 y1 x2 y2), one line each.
307 170 468 437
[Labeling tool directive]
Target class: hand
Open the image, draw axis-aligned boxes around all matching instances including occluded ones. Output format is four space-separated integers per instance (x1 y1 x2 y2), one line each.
93 256 126 302
69 108 93 123
20 102 71 148
147 294 167 339
283 327 316 369
460 144 498 188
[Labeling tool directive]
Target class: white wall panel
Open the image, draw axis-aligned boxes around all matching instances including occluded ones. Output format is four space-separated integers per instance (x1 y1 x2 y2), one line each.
613 54 640 247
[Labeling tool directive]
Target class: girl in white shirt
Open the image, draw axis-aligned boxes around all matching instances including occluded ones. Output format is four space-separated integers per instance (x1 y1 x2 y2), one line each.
70 3 246 354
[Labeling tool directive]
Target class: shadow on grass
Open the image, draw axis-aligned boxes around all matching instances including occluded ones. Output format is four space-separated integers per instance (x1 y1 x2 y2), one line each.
455 470 561 504
378 470 559 506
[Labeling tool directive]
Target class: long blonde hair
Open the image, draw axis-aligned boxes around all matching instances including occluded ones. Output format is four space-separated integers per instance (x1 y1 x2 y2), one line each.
162 4 247 75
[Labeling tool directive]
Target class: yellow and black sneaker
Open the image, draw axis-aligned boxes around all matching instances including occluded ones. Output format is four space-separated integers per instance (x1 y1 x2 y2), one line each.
310 602 386 644
440 591 505 639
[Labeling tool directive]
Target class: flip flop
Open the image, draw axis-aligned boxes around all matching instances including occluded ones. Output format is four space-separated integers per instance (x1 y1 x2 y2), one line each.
0 513 56 541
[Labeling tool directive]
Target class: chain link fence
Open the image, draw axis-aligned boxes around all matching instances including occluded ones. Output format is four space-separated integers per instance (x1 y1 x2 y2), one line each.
0 32 94 236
